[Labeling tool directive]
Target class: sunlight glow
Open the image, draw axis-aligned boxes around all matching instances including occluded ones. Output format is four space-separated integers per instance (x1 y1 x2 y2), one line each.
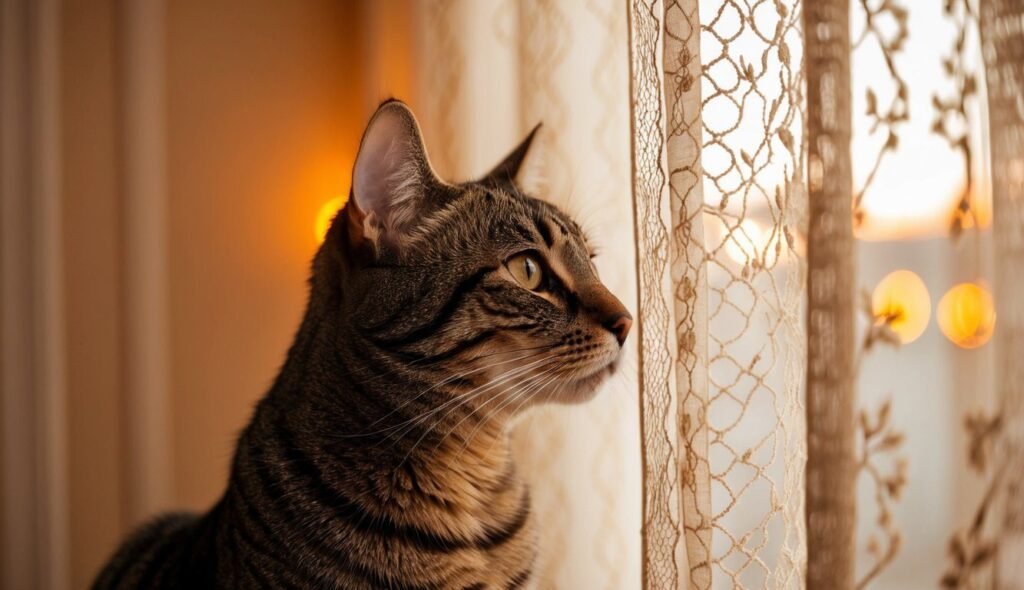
723 220 770 266
871 270 932 344
937 283 995 349
850 0 991 241
315 196 347 244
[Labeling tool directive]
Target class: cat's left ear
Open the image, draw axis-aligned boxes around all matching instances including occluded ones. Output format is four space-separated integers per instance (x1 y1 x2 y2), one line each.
347 100 442 250
479 123 542 190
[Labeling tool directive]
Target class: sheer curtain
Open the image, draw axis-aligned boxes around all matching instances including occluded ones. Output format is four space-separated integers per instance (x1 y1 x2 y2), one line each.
371 0 811 587
629 0 808 587
386 1 1024 588
366 1 644 587
374 0 810 587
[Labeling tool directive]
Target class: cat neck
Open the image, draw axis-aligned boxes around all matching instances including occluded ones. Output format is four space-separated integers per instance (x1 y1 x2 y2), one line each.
245 296 524 526
228 376 524 553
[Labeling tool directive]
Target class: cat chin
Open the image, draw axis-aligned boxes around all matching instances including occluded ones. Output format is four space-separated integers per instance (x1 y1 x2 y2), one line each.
547 361 619 405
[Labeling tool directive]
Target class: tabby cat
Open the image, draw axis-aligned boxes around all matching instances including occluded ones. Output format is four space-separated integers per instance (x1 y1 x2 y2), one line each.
93 100 631 590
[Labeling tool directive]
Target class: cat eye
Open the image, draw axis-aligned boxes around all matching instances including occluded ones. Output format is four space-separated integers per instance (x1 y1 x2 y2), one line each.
506 253 544 291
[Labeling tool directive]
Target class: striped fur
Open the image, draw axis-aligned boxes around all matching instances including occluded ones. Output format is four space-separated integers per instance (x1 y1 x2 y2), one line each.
93 101 630 589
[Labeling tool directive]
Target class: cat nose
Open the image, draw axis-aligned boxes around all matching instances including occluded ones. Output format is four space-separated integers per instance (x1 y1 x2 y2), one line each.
604 312 633 347
581 282 632 346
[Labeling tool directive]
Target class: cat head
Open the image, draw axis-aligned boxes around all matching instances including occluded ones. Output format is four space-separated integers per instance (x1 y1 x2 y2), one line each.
324 100 630 407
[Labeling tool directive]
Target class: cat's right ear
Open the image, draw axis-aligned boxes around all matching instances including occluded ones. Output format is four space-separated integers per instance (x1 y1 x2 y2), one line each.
478 124 543 193
346 100 440 251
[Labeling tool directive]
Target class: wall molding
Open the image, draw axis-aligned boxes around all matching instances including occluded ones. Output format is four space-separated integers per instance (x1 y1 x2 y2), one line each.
1 0 70 587
117 0 173 525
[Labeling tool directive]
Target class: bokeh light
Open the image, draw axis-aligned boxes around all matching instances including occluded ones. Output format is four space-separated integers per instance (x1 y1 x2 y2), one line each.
315 196 347 244
871 270 932 344
937 282 995 349
721 219 789 267
723 220 766 265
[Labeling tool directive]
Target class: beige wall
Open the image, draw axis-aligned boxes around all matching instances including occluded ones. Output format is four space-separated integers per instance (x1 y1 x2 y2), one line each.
60 0 125 586
52 1 367 586
165 0 365 515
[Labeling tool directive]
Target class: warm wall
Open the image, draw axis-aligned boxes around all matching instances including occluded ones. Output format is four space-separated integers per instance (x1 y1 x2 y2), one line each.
54 1 367 586
165 0 365 515
60 0 124 586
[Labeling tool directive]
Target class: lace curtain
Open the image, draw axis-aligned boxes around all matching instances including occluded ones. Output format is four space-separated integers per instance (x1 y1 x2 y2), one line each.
628 0 807 587
376 0 1024 588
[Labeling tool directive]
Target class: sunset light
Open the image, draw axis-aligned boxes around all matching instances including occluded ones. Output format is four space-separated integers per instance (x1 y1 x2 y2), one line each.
937 283 995 349
871 270 932 344
315 196 347 244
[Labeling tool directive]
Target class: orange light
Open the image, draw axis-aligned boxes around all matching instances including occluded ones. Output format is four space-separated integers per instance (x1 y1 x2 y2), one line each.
724 220 768 265
721 219 794 267
315 196 347 244
871 270 932 344
937 283 995 349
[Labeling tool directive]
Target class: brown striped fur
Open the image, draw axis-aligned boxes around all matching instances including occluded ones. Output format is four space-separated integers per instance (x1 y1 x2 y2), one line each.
93 101 630 589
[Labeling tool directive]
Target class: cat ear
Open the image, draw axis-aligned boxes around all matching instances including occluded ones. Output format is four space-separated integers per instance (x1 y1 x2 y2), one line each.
479 123 542 191
348 100 440 248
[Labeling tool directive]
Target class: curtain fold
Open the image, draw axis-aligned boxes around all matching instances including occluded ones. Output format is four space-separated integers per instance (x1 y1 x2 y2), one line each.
663 2 713 587
626 1 687 585
802 1 857 588
980 0 1024 586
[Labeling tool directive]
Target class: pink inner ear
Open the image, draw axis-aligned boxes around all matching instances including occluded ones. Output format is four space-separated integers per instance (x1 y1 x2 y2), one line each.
350 103 434 240
353 109 409 219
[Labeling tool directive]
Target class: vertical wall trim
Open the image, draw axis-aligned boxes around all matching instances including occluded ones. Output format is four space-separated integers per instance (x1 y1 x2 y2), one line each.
803 1 857 588
34 0 70 586
117 0 173 525
1 4 35 588
0 0 70 587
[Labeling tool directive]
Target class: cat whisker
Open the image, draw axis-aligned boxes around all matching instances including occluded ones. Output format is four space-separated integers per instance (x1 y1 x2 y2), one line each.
395 358 562 469
331 350 558 442
382 353 559 437
376 354 560 449
452 365 566 462
472 365 581 462
441 364 561 454
342 341 557 386
349 346 558 435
